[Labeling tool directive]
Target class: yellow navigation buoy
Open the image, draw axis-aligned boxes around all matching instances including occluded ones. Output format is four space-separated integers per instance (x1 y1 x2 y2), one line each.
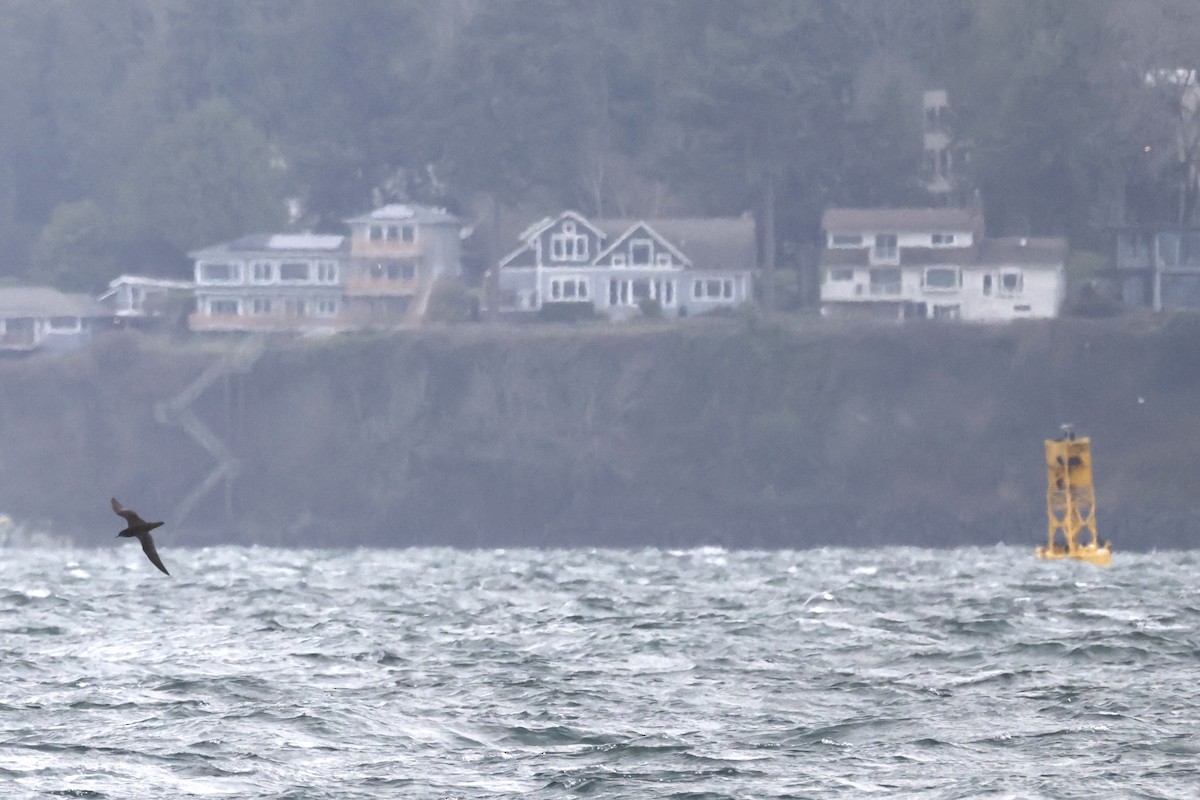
1035 432 1112 567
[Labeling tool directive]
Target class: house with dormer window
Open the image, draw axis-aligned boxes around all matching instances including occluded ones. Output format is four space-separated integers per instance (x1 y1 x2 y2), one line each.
495 211 755 318
819 206 1066 322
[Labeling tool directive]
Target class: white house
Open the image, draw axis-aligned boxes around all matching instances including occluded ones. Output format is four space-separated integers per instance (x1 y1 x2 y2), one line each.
188 233 347 332
100 275 196 329
819 207 1066 322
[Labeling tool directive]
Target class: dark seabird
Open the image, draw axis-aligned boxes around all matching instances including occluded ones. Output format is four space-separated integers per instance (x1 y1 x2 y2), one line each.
111 498 170 576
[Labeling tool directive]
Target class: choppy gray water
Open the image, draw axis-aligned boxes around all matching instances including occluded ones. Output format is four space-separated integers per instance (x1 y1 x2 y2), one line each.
0 544 1197 799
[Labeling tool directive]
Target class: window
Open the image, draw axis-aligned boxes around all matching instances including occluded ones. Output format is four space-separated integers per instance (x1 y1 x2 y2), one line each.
315 299 338 317
611 254 626 267
386 225 399 241
869 267 902 295
830 234 864 248
209 299 239 315
632 280 651 300
401 225 415 243
280 262 309 281
369 225 384 241
923 267 959 290
983 274 992 296
630 241 652 266
252 299 272 314
1013 304 1032 312
252 262 273 282
318 262 337 283
830 268 854 282
656 253 672 267
931 233 956 246
692 279 734 300
551 223 588 262
200 262 240 283
873 234 898 263
999 270 1023 296
931 304 960 320
47 316 80 332
550 277 588 300
386 261 401 279
284 299 306 316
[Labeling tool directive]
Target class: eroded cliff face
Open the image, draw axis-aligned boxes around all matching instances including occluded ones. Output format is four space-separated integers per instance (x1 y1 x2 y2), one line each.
2 315 1198 550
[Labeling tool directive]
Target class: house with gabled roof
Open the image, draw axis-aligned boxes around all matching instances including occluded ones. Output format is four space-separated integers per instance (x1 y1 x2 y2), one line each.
495 210 756 318
819 206 1066 322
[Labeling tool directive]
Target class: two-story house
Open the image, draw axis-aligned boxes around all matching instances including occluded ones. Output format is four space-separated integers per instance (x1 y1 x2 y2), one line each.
495 211 755 318
187 203 465 333
819 207 1066 322
189 233 347 332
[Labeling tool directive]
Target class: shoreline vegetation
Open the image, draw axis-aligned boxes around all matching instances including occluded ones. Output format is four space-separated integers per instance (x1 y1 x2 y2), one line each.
1 312 1197 551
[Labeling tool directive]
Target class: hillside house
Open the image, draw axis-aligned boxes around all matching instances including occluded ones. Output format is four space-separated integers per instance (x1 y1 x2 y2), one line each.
495 211 756 318
0 286 111 352
189 233 347 332
819 207 1066 322
187 203 465 333
342 204 464 323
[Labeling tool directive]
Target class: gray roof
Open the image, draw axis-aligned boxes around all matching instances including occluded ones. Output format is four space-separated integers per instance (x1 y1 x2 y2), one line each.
977 236 1067 265
0 286 110 318
596 217 757 272
189 233 347 259
344 203 461 226
822 207 978 233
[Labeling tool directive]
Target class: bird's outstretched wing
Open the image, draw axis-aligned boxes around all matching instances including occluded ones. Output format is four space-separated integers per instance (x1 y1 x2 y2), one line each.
136 532 170 576
111 497 147 527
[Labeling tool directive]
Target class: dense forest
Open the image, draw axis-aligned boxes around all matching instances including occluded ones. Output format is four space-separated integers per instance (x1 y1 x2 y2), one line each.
1 0 1199 299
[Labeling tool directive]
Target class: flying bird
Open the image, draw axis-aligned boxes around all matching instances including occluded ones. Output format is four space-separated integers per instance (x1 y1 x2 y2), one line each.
111 498 170 576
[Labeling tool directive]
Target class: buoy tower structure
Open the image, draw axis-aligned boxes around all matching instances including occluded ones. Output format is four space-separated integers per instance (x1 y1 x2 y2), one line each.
1036 431 1112 566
